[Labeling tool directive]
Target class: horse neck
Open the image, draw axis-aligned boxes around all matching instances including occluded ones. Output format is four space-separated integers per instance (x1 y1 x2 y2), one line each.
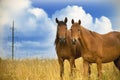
80 26 97 50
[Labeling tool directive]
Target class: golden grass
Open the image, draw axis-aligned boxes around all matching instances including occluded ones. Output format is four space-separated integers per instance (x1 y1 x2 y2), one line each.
0 58 120 80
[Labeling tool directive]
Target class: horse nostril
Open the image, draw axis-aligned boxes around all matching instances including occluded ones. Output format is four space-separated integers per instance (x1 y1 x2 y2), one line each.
72 39 76 45
60 38 66 43
63 39 65 42
62 38 66 42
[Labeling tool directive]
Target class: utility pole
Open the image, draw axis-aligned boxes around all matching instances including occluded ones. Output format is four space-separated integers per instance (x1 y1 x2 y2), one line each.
12 20 14 60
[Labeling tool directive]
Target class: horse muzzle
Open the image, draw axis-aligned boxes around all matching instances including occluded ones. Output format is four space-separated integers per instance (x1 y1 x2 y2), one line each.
72 39 77 45
59 38 66 44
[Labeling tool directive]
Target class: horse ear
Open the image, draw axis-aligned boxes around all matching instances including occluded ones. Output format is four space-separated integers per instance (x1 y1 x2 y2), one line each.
56 18 59 23
71 19 74 24
64 17 67 23
78 20 81 25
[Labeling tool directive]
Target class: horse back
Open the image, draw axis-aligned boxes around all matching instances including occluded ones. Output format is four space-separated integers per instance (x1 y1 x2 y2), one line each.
102 31 120 45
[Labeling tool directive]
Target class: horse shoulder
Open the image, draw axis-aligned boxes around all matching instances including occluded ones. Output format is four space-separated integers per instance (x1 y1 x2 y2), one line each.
87 31 102 50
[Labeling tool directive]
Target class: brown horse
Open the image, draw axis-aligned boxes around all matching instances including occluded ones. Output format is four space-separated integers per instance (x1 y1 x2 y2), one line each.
55 17 81 80
70 19 120 80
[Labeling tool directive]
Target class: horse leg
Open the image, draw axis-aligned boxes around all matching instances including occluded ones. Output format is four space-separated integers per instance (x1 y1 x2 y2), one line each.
58 58 64 80
73 62 76 68
69 58 75 77
114 57 120 71
96 59 102 80
83 59 89 80
88 64 91 78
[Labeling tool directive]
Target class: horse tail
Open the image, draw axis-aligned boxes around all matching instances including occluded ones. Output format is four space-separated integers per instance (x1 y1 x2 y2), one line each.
113 56 120 71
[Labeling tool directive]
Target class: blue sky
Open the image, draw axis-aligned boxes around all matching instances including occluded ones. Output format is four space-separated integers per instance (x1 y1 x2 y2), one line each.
31 0 115 18
0 0 120 59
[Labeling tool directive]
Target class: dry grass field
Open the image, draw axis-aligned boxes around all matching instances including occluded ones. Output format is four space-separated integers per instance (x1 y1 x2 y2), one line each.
0 58 120 80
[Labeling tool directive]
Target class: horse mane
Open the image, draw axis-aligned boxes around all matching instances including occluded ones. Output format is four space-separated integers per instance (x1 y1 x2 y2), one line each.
57 21 67 26
89 31 96 37
79 26 102 50
54 32 59 45
80 26 102 39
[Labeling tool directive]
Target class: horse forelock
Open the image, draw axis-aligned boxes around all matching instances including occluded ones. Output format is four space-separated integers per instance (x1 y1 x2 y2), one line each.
57 21 67 26
72 23 79 27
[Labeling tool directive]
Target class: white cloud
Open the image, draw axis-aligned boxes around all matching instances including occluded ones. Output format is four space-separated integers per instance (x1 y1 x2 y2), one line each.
0 0 31 26
52 6 93 29
28 8 48 19
0 0 32 59
93 16 112 34
0 47 5 59
52 5 113 34
0 0 56 57
0 0 114 59
5 40 56 59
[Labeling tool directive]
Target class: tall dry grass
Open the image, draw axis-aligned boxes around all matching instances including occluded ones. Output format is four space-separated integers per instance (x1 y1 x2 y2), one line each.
0 58 120 80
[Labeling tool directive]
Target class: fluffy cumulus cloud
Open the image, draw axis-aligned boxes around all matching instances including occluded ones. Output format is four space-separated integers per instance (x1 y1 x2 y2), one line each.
0 0 31 26
93 16 112 34
0 0 113 59
0 0 56 59
52 6 93 30
52 6 112 33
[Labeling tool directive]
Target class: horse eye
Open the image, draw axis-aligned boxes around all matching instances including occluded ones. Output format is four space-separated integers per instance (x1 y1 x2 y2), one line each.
78 29 80 31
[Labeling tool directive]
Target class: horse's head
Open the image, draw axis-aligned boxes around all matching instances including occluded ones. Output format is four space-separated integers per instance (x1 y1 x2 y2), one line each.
71 19 81 45
56 17 68 44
